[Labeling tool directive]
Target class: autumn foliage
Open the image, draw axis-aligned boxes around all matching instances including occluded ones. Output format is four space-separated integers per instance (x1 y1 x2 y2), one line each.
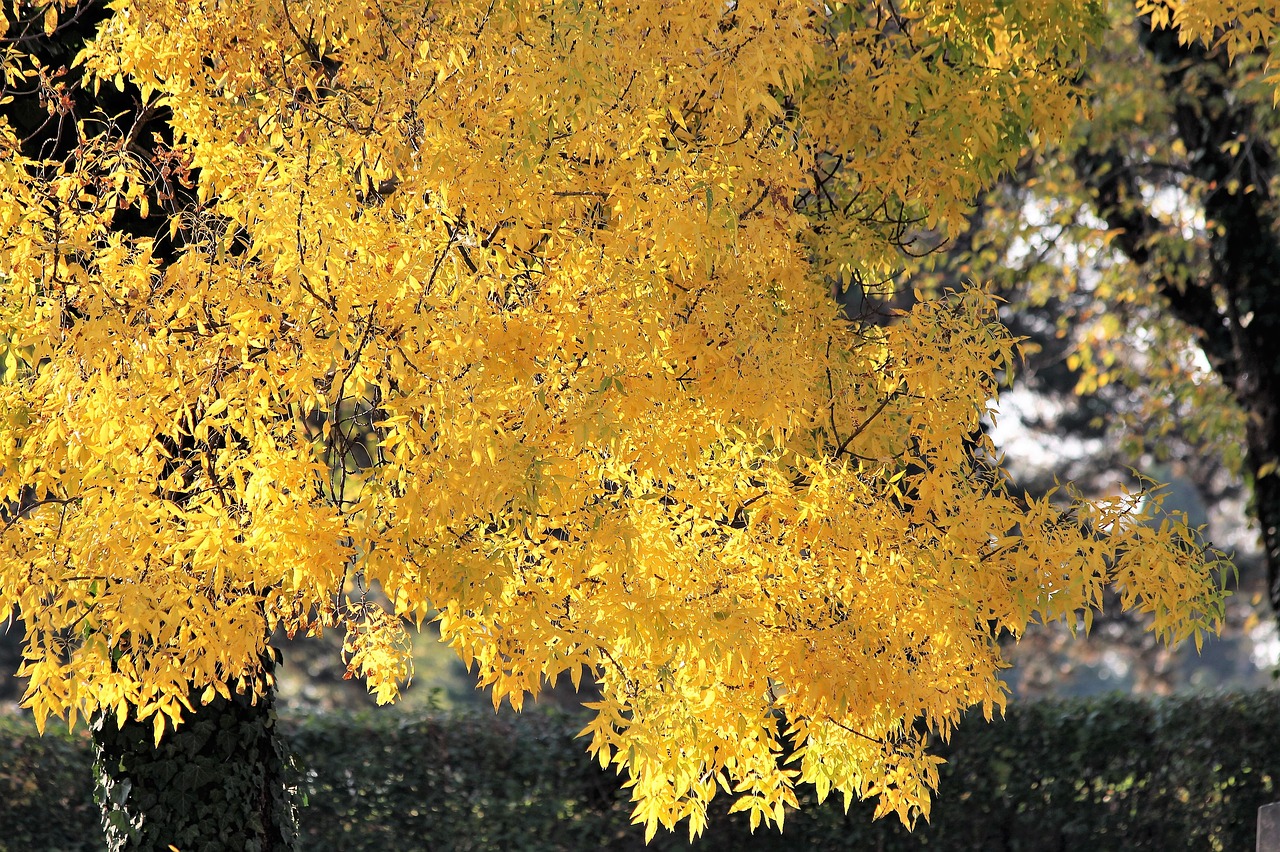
0 0 1251 838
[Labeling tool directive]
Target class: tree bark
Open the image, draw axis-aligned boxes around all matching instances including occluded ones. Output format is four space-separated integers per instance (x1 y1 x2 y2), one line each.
93 653 297 852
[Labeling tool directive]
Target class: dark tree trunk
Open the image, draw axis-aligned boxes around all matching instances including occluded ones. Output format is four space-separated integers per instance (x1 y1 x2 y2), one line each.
93 654 297 852
1257 451 1280 611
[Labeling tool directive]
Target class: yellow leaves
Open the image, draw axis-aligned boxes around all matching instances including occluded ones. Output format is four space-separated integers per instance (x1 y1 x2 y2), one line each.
199 681 231 706
1138 0 1280 95
0 0 1253 839
341 604 414 705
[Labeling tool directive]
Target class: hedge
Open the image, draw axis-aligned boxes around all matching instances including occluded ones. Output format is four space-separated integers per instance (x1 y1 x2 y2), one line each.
1 692 1277 850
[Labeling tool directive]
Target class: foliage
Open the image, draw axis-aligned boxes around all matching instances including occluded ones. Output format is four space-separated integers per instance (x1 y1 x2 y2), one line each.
3 693 1280 851
1137 0 1280 71
287 695 1280 851
0 0 1252 836
927 4 1255 473
919 0 1280 628
0 712 97 852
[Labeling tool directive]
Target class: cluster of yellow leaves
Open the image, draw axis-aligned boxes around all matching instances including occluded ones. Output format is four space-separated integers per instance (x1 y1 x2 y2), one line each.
0 0 1237 837
1138 0 1280 65
1139 0 1280 107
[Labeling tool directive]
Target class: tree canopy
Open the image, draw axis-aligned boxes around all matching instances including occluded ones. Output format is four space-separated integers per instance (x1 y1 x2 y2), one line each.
0 0 1249 839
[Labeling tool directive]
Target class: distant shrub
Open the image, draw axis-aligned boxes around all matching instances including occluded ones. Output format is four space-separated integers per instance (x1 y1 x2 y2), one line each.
1 692 1276 850
0 714 98 852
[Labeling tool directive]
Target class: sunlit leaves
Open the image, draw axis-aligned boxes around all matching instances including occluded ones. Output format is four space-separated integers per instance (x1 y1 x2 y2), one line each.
0 0 1245 838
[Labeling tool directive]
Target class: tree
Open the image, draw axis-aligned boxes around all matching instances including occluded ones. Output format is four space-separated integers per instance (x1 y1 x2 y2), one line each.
928 0 1280 630
0 1 1245 847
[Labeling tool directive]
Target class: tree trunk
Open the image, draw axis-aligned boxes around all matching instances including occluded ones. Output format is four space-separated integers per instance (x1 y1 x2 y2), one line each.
93 654 297 852
1249 390 1280 617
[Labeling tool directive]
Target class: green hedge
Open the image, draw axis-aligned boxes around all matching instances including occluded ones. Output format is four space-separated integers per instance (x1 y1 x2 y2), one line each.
0 713 99 852
1 692 1277 850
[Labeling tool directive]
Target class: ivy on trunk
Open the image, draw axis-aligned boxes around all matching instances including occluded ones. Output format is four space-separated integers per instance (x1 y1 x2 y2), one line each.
93 655 296 852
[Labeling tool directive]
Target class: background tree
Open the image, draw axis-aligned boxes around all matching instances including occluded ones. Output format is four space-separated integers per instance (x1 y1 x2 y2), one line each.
0 1 1244 848
924 0 1280 635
